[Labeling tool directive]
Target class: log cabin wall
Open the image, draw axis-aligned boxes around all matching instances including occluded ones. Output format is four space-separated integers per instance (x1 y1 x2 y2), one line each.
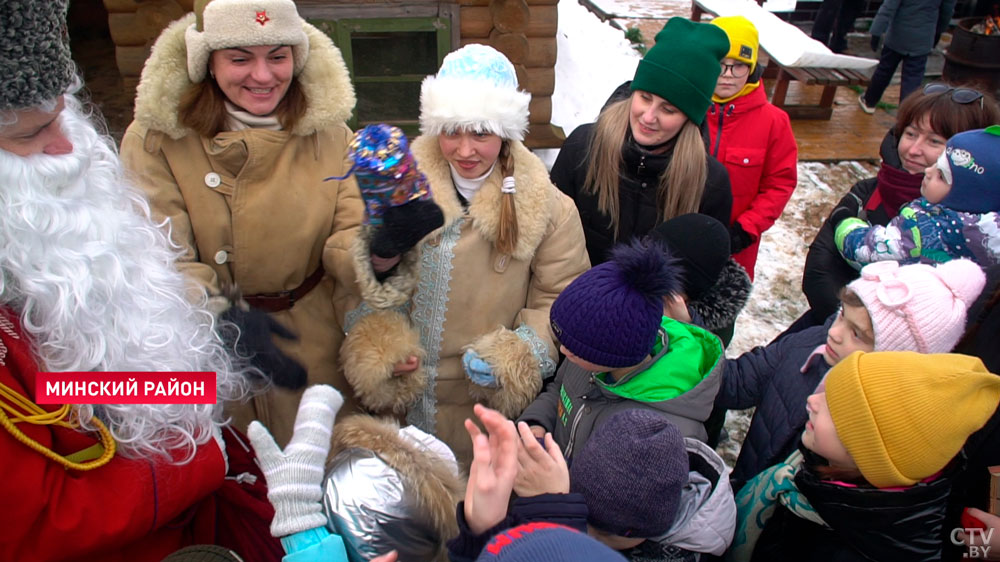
102 0 564 147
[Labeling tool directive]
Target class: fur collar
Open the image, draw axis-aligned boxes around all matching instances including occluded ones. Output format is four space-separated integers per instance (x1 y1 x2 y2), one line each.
689 259 752 332
410 135 554 262
331 415 462 557
132 14 355 140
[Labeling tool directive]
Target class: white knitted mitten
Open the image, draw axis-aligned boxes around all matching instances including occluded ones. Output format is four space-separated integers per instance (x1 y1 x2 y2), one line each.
247 385 344 537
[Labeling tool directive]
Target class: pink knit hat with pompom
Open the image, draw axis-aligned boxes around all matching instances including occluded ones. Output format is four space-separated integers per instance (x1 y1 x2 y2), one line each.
847 259 986 353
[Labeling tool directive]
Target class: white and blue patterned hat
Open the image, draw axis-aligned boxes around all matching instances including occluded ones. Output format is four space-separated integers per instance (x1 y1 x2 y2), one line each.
419 44 531 141
939 126 1000 214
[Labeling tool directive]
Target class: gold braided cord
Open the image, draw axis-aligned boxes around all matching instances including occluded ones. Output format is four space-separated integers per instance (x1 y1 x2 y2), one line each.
0 381 116 471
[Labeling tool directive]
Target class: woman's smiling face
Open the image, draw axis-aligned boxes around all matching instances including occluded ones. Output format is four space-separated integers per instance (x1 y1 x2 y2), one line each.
210 45 294 116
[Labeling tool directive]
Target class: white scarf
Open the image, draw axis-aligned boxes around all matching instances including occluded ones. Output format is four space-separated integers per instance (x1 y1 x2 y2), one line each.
450 162 496 202
223 101 283 131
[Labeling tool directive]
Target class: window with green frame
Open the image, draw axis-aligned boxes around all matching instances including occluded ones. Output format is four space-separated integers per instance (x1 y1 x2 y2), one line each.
312 17 452 137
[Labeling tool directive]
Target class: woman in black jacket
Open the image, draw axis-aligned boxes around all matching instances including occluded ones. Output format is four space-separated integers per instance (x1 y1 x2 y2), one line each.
550 17 733 267
797 84 1000 329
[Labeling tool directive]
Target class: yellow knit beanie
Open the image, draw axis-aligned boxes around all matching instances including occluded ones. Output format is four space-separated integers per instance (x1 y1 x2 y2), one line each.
826 351 1000 488
711 16 758 71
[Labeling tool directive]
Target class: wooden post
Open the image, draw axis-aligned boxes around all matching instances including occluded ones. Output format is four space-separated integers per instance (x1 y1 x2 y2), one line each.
488 29 529 63
489 0 529 33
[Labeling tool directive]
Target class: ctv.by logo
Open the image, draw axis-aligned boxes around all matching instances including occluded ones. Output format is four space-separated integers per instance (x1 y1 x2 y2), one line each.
951 527 994 558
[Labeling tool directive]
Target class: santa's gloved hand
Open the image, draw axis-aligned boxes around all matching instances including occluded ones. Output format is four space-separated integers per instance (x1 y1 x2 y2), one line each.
220 305 307 389
462 349 498 388
248 385 344 538
371 198 444 258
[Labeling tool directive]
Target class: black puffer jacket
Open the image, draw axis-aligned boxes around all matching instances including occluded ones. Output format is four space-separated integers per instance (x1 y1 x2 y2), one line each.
752 459 955 562
715 317 832 493
801 131 902 322
550 122 733 266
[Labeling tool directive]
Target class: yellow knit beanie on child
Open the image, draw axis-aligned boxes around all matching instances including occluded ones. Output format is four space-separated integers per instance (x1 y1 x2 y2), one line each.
711 16 758 72
826 351 1000 488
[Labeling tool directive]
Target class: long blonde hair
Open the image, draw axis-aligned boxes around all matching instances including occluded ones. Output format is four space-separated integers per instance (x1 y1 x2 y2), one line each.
583 97 707 238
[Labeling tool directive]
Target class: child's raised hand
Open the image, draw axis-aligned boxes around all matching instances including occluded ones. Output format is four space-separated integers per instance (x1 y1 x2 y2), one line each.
513 421 569 497
464 404 519 535
662 294 691 323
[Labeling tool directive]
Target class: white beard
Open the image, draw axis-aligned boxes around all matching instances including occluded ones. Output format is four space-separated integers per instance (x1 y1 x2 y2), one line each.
0 95 249 462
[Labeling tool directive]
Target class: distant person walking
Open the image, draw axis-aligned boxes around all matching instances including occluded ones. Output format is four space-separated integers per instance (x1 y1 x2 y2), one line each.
858 0 956 113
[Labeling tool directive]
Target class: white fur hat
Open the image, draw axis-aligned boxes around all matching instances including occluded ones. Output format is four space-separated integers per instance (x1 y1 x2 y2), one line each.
185 0 309 83
419 44 531 141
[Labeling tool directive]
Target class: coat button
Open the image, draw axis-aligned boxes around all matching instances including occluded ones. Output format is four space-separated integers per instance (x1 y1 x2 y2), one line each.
214 250 228 264
743 158 750 164
204 172 222 188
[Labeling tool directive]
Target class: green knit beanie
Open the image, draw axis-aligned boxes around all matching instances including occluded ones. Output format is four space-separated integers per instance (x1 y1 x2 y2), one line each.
630 17 730 125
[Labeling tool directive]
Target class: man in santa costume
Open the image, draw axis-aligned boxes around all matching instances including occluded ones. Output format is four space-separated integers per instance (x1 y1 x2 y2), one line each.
0 2 281 560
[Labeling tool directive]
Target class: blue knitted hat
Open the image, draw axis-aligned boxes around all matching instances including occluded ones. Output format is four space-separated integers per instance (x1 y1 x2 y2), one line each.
550 240 681 368
570 410 689 537
476 522 627 561
938 126 1000 214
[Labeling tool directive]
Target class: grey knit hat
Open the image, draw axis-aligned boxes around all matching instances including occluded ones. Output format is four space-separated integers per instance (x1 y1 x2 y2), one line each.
0 0 75 112
570 409 689 538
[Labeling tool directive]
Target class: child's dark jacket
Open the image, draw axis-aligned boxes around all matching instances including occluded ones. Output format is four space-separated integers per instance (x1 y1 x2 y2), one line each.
715 318 833 492
750 460 955 562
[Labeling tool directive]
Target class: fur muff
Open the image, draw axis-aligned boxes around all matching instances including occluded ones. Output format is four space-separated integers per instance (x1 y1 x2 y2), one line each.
350 224 421 309
330 415 463 559
340 309 427 413
466 327 543 418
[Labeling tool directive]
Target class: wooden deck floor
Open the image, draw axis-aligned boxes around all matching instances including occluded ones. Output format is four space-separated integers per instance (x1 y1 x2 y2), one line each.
764 78 900 162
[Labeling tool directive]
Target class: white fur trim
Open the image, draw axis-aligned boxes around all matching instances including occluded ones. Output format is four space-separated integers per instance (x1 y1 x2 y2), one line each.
186 0 309 83
419 75 531 141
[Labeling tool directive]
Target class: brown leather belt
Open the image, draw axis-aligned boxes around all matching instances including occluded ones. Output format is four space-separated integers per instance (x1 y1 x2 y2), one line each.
244 266 325 313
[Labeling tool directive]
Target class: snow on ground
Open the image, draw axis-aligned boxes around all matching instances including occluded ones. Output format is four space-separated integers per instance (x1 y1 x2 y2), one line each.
536 0 882 466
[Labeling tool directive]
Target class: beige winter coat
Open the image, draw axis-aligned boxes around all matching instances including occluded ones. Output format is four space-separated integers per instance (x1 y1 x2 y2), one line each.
120 14 362 445
340 135 590 463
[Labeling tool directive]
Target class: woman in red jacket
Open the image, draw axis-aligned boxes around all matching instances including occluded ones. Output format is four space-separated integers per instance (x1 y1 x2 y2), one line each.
706 16 798 281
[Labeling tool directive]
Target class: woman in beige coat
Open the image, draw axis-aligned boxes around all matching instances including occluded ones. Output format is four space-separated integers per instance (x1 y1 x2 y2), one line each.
120 0 362 445
341 44 590 463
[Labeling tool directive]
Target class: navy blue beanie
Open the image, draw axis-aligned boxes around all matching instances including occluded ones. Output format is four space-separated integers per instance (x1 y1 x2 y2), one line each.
939 126 1000 214
476 522 627 561
570 410 689 537
550 240 682 368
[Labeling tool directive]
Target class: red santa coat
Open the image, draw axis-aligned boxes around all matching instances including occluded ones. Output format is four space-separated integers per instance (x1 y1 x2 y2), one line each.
0 309 277 561
707 85 798 280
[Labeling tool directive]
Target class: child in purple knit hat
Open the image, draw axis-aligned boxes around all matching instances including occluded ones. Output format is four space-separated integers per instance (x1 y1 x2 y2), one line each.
519 239 724 448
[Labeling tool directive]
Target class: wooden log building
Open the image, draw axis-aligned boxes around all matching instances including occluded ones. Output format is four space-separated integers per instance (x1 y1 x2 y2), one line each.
102 0 565 147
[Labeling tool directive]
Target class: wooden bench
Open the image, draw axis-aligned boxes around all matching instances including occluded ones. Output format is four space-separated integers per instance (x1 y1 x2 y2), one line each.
691 0 872 120
769 65 871 120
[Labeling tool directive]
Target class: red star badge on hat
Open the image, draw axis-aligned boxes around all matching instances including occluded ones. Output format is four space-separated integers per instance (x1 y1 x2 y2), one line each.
255 10 270 26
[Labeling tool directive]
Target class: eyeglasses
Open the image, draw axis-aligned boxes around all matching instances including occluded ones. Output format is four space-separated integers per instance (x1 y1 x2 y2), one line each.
719 62 750 78
923 83 985 107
